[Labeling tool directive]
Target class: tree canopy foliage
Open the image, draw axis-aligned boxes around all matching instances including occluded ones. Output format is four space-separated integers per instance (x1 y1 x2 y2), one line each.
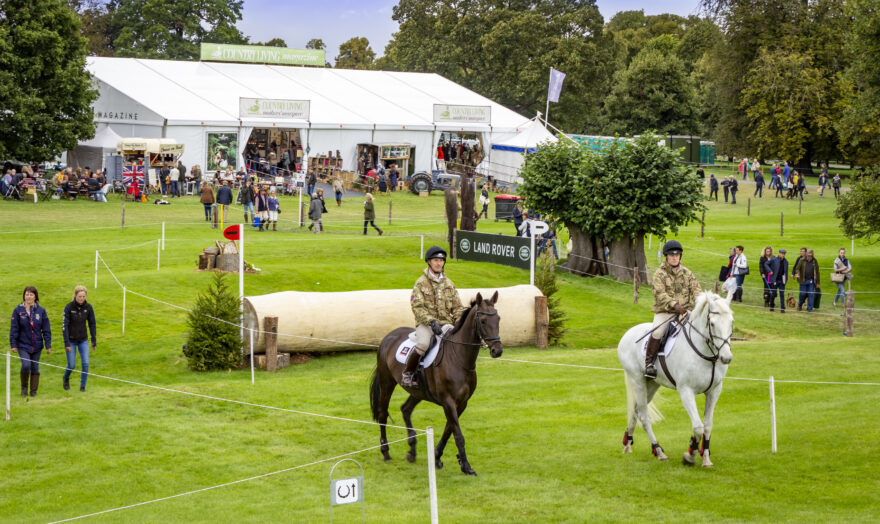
835 168 880 243
0 0 97 162
335 37 376 70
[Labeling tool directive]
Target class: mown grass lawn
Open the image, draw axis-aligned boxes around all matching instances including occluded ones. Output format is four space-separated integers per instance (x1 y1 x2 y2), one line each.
0 188 878 523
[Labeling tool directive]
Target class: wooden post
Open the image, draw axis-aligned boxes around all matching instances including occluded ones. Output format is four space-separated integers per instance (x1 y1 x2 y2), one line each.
299 201 305 227
264 316 278 371
388 200 392 224
845 292 854 337
121 202 125 228
798 192 802 215
701 210 705 238
632 266 639 304
713 280 719 294
780 212 783 236
747 197 751 216
535 296 549 350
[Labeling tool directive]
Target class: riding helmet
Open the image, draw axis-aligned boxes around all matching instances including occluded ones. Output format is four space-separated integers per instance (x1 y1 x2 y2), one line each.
425 246 447 263
662 240 683 256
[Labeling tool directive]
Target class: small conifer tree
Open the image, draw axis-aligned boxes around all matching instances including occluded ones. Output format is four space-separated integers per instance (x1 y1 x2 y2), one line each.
184 272 242 371
535 251 568 345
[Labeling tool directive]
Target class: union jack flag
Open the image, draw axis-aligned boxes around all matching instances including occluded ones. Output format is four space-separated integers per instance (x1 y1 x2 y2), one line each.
122 164 145 188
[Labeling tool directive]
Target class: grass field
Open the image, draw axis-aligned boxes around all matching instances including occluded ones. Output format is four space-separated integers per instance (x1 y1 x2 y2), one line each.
1 187 879 523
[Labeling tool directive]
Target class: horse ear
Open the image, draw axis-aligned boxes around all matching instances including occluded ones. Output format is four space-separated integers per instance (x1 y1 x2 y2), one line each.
475 292 483 305
491 290 499 304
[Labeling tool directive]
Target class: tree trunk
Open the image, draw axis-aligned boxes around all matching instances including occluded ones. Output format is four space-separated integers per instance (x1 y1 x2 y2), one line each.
794 140 815 175
607 235 649 283
560 225 606 276
444 188 458 257
460 171 476 231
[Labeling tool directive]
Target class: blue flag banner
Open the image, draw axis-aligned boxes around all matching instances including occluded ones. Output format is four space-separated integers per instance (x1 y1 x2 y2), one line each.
547 68 566 103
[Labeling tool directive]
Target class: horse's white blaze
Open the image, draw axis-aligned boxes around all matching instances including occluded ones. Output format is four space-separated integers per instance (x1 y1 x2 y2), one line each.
617 292 734 464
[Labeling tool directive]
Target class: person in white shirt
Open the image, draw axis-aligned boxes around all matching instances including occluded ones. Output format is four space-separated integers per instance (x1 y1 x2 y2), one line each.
730 245 748 302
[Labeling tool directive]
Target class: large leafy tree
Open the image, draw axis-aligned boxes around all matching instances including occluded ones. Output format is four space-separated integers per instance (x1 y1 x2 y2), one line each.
520 134 704 281
106 0 247 60
601 35 696 136
836 0 880 167
835 168 880 243
334 37 376 70
70 0 114 56
0 0 97 162
385 0 614 132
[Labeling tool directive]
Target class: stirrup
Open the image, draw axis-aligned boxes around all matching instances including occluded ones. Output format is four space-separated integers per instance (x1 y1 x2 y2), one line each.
644 364 657 380
402 371 418 388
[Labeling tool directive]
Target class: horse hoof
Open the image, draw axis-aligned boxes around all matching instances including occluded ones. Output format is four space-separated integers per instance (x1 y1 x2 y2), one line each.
435 459 444 470
682 452 695 466
656 450 669 461
406 452 416 463
383 456 392 462
461 467 477 476
623 444 632 454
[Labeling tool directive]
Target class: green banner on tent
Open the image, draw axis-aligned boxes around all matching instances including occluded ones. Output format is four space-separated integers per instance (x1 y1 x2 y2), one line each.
456 230 532 270
200 43 325 67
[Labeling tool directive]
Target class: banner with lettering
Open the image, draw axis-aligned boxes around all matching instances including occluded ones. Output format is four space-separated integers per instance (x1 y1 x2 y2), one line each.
456 230 532 270
201 43 325 67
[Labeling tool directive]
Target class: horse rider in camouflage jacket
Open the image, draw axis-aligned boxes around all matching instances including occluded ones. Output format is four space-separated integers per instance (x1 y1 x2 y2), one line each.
645 240 702 379
403 246 468 387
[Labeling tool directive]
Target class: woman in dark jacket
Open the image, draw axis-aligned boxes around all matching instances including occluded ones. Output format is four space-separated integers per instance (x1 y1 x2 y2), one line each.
199 183 215 222
10 286 52 397
62 285 97 392
363 193 382 235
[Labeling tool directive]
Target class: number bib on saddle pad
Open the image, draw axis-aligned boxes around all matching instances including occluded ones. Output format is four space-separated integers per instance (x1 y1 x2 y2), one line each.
641 323 681 358
395 329 447 368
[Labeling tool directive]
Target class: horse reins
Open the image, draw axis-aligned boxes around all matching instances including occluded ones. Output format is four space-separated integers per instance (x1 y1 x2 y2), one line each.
435 306 500 369
678 308 732 393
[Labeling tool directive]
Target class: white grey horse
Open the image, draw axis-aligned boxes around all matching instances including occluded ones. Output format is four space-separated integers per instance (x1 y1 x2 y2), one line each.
617 290 734 467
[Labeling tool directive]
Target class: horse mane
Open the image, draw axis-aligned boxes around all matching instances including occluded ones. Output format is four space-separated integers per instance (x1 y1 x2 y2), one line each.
692 291 733 321
449 296 494 335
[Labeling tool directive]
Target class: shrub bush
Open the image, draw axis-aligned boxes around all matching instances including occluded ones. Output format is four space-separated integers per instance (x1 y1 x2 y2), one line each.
184 272 242 371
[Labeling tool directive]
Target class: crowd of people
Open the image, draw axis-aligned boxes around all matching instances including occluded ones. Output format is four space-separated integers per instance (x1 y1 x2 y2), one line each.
720 245 853 313
705 160 844 202
9 285 98 398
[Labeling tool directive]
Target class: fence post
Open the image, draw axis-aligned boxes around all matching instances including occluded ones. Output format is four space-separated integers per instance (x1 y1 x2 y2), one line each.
851 236 854 256
420 235 424 260
426 426 439 524
157 239 161 271
162 222 165 250
798 192 802 215
94 251 99 289
5 352 10 421
535 296 549 350
388 201 392 225
122 287 126 334
769 376 777 453
845 292 854 337
265 316 278 372
700 210 705 238
747 198 751 216
121 202 125 229
633 266 639 304
780 212 783 236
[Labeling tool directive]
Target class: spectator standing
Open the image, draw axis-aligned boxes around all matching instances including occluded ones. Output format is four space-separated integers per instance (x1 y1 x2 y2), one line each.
389 164 399 191
759 246 774 307
794 249 820 312
478 185 490 218
796 171 806 199
215 179 233 226
768 164 778 189
766 248 789 312
177 161 186 196
255 187 269 231
191 165 202 194
62 286 96 392
363 193 383 235
378 169 388 193
307 171 317 197
709 174 719 200
832 173 841 199
721 176 730 203
10 286 51 397
199 181 214 222
268 150 277 175
792 247 807 281
240 178 255 224
513 200 524 235
731 245 748 302
696 164 705 180
267 188 279 231
774 167 785 198
332 176 344 207
751 159 761 182
754 170 765 198
818 170 828 197
160 165 170 196
730 176 739 204
738 159 746 179
832 248 852 306
782 161 791 186
308 191 323 233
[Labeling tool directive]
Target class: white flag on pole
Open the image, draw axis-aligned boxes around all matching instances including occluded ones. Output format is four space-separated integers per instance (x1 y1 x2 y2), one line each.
547 68 566 103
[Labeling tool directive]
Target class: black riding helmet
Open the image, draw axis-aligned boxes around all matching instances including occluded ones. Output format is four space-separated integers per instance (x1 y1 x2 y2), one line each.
663 240 683 256
425 246 447 263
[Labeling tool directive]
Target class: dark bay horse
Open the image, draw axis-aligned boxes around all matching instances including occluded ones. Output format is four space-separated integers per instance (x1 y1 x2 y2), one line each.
370 291 503 475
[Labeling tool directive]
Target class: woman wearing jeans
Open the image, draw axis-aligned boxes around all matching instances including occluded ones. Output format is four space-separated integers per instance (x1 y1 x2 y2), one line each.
62 286 96 392
833 248 852 306
10 286 52 397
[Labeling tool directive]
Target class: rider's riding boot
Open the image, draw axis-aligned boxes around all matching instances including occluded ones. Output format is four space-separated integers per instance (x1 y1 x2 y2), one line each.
401 350 421 388
644 337 661 380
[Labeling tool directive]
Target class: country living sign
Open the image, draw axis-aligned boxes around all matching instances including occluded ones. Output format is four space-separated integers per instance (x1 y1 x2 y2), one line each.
456 230 532 270
433 104 491 124
201 43 325 67
239 98 310 120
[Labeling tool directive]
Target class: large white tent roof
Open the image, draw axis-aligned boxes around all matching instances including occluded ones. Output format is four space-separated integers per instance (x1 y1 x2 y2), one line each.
86 57 530 131
492 118 557 152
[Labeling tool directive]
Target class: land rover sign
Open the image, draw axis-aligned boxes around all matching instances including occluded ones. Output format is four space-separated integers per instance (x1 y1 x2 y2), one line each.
456 230 531 270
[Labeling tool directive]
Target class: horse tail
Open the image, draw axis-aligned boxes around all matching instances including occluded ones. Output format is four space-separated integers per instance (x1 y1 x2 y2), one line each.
625 376 664 425
369 366 380 422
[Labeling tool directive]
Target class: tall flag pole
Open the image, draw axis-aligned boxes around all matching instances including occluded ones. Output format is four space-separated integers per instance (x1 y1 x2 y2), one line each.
546 67 566 128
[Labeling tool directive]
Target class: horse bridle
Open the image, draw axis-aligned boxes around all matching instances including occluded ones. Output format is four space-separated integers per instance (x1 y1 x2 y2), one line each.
440 307 500 350
680 307 732 392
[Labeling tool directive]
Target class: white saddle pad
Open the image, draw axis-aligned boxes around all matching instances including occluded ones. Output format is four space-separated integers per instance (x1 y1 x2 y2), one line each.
395 326 451 367
641 323 681 358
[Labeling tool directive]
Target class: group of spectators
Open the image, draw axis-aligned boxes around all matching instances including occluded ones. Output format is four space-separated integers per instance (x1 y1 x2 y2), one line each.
512 200 559 259
9 285 97 398
722 246 853 313
705 160 844 202
52 167 108 201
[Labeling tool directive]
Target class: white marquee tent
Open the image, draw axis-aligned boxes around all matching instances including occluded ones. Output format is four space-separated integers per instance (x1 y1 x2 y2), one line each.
476 118 557 185
66 124 123 172
85 57 535 175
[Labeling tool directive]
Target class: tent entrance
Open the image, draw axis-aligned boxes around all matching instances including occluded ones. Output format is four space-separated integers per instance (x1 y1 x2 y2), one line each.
245 128 304 175
436 132 484 174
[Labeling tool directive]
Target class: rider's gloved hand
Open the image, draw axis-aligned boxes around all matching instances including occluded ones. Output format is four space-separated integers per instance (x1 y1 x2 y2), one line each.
674 303 687 316
430 319 443 336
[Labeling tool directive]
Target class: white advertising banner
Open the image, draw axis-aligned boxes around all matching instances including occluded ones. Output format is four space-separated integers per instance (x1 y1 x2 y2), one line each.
239 98 310 121
433 104 491 124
